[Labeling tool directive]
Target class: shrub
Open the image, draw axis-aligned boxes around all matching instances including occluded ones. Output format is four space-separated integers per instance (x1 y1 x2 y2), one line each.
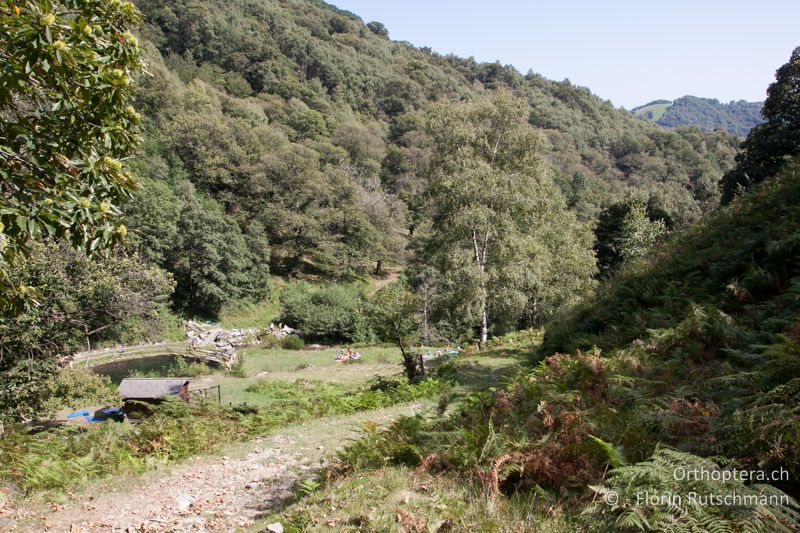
43 368 120 415
279 283 369 343
259 335 283 349
282 335 305 350
228 353 247 377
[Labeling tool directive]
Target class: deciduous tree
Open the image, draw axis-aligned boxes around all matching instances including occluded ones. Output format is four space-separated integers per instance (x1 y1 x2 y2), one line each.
425 90 596 342
367 282 422 381
0 0 144 310
721 47 800 202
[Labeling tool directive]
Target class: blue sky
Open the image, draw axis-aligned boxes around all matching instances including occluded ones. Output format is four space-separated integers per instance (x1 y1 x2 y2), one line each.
331 1 800 108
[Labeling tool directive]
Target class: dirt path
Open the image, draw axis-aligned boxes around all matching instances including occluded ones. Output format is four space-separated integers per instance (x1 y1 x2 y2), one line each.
11 402 429 532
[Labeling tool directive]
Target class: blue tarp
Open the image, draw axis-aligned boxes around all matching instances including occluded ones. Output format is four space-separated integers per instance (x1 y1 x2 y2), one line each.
66 409 90 418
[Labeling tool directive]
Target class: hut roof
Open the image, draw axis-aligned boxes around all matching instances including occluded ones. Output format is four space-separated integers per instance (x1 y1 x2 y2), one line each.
118 378 191 400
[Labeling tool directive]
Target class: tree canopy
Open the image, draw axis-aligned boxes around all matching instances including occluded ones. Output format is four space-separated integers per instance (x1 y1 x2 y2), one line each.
632 96 763 137
111 0 740 317
0 0 144 310
367 282 421 381
720 47 800 202
424 90 597 342
0 242 173 419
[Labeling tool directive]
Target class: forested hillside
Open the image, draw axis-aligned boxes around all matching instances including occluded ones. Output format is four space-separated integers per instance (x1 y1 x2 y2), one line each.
632 96 764 136
269 45 800 531
126 0 739 316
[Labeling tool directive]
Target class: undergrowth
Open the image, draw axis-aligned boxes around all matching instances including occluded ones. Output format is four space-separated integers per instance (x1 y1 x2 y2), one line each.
0 377 449 496
129 355 215 378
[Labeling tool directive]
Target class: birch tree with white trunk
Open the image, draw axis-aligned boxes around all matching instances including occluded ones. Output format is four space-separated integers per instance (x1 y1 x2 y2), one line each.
425 89 596 343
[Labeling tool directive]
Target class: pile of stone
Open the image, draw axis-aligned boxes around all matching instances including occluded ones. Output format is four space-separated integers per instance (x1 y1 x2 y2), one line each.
185 321 261 369
268 322 300 338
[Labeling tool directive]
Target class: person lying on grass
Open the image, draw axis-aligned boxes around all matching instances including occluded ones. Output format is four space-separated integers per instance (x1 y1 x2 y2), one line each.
334 347 361 361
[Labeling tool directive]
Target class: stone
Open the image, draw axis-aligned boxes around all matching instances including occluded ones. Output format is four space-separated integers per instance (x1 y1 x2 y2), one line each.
266 523 284 533
175 495 194 512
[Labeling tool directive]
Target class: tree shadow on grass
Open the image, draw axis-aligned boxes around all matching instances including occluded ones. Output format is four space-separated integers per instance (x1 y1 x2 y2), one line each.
425 347 531 400
25 419 73 435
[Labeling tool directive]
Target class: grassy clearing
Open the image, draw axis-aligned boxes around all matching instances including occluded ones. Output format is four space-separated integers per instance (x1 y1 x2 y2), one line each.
190 345 406 406
632 101 671 121
202 332 531 409
219 298 282 329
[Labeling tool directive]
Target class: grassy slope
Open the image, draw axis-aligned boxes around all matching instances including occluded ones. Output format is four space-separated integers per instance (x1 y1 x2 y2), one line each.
541 161 800 356
632 101 671 121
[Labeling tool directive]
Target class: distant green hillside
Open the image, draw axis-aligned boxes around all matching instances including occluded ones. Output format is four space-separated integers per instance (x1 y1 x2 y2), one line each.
632 96 763 136
631 99 671 121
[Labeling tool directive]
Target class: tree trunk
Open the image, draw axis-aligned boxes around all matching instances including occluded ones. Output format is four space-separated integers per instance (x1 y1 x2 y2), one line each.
80 323 92 351
480 302 488 345
399 344 417 382
472 229 490 345
374 259 382 276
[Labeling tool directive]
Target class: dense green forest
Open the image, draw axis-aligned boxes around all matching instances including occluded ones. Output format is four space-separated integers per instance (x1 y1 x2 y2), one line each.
124 0 740 317
632 96 764 136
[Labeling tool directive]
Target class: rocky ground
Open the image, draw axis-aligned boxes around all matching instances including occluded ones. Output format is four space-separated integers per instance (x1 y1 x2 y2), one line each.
5 403 428 532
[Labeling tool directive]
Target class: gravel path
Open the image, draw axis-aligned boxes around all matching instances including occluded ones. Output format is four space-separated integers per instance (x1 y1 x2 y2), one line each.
8 402 427 532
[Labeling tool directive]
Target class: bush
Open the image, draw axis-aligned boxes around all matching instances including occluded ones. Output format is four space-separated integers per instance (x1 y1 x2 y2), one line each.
282 335 305 350
228 353 247 377
129 357 214 378
279 283 369 343
259 335 283 349
42 368 120 415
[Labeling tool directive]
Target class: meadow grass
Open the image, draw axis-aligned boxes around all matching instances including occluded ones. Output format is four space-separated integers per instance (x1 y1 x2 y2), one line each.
205 343 527 406
190 345 405 406
260 467 575 532
632 101 671 121
218 298 282 329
